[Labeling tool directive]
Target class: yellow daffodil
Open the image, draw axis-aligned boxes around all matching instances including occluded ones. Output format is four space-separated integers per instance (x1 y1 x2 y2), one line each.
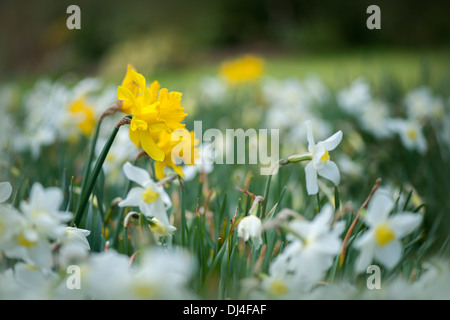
69 98 96 137
220 54 264 84
117 66 188 161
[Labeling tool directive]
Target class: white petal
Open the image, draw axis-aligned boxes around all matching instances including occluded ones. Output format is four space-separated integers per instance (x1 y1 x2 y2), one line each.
0 182 12 203
310 204 334 236
321 130 343 151
118 187 144 207
122 162 151 187
354 232 376 273
142 200 170 225
365 189 394 226
317 161 340 185
158 189 172 209
389 213 422 239
305 161 318 195
374 240 402 269
305 120 315 152
41 187 64 211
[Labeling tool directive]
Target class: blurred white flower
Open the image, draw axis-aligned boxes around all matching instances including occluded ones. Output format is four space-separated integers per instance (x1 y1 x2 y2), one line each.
358 99 393 139
126 248 196 299
386 118 427 154
262 204 344 298
404 87 444 121
237 215 263 249
304 120 343 195
81 249 131 299
337 78 372 115
20 183 72 239
5 219 54 268
354 189 422 272
118 162 173 228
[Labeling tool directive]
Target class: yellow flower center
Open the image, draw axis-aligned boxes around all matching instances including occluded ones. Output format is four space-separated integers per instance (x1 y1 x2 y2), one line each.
407 128 417 141
132 283 156 299
269 280 289 296
142 187 159 204
320 149 330 164
18 233 38 247
375 223 395 246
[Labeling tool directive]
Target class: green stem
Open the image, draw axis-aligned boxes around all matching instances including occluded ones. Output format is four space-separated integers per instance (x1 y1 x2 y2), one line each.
287 153 313 163
77 120 102 210
73 122 123 227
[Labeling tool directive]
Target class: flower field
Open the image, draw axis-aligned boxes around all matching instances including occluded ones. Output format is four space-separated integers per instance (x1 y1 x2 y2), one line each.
1 50 450 300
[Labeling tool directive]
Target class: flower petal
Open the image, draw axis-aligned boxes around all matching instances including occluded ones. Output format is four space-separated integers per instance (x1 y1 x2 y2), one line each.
321 130 343 151
123 162 150 187
118 187 144 208
140 130 165 162
389 212 422 239
317 161 340 186
305 161 318 195
305 120 315 152
365 189 394 227
0 182 12 203
374 239 402 269
354 231 376 273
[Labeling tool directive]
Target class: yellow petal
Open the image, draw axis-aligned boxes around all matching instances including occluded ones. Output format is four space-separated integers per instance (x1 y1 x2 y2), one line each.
130 69 146 89
140 130 165 161
117 86 136 104
129 127 141 149
154 161 166 180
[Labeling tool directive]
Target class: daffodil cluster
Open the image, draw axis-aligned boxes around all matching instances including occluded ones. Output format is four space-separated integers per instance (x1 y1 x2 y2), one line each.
116 65 199 180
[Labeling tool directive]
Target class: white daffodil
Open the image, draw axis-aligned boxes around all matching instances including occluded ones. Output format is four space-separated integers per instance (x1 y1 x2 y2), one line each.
237 215 263 249
20 182 72 239
5 221 54 268
126 248 195 299
262 204 344 298
287 204 345 262
304 120 343 195
119 162 172 227
386 118 427 154
354 189 423 272
404 87 444 121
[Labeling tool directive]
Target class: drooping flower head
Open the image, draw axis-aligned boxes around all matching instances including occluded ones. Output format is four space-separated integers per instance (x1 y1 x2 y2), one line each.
117 66 188 161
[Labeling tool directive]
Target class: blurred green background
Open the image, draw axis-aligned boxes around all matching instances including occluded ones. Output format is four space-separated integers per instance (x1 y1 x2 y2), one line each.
1 0 449 88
